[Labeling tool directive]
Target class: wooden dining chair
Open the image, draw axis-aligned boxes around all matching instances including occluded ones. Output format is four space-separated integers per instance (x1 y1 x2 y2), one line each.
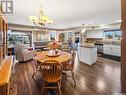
32 59 42 78
63 50 76 86
40 60 63 95
32 51 47 78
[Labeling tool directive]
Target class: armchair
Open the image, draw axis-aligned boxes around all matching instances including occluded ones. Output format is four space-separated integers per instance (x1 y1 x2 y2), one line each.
15 43 36 62
61 42 71 52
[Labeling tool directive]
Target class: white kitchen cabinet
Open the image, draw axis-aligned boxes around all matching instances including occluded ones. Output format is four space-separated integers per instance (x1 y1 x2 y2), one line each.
86 31 91 38
86 30 103 38
103 45 121 57
78 45 97 65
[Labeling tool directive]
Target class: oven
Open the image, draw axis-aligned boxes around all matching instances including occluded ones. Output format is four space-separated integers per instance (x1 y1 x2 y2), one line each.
94 43 103 53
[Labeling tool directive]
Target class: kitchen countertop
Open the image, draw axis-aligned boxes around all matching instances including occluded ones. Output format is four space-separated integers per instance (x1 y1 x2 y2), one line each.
80 44 96 48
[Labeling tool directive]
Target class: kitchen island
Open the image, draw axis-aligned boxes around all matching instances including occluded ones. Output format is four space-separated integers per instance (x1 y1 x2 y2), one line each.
78 44 97 65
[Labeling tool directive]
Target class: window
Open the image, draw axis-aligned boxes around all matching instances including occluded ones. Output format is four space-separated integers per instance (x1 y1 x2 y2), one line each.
50 32 56 40
8 31 31 47
104 30 121 40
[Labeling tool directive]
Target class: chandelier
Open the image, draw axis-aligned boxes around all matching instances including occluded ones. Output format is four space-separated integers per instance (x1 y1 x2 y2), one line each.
29 6 53 27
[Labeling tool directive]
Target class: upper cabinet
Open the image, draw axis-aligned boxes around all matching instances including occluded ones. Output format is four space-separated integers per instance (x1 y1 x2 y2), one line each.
86 30 103 38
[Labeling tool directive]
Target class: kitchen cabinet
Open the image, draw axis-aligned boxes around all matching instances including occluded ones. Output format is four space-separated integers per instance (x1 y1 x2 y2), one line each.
103 45 121 57
78 44 97 65
0 12 13 95
86 30 103 38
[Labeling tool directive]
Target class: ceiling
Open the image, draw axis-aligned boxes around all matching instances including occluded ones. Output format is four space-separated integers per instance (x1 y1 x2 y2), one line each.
7 0 121 29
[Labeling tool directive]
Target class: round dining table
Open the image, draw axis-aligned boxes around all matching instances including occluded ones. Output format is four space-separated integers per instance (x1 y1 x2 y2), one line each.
34 50 72 64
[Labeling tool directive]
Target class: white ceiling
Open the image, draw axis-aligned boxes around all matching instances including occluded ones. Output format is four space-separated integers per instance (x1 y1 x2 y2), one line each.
7 0 121 29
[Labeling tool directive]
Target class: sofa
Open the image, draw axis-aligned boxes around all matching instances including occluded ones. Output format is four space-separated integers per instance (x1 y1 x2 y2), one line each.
34 41 49 50
15 43 36 62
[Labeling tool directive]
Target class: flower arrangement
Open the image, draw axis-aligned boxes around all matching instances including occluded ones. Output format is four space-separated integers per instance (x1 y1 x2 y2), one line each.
48 41 61 50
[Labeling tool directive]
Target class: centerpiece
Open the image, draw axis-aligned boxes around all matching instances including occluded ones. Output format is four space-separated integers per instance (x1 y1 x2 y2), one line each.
47 41 61 57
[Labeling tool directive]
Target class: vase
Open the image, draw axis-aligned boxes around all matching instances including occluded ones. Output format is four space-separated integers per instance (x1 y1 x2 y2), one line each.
49 49 55 55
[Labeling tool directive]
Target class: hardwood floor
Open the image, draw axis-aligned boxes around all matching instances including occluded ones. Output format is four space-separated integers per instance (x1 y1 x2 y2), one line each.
9 53 121 95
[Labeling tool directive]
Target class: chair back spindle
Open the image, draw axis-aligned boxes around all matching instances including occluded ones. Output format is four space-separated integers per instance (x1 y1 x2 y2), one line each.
40 60 63 82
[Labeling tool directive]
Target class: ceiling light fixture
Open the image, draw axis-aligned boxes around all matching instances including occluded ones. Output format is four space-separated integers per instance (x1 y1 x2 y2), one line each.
29 5 53 28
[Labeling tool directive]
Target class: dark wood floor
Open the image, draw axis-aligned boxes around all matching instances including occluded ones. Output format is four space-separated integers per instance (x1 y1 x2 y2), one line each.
10 53 121 95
